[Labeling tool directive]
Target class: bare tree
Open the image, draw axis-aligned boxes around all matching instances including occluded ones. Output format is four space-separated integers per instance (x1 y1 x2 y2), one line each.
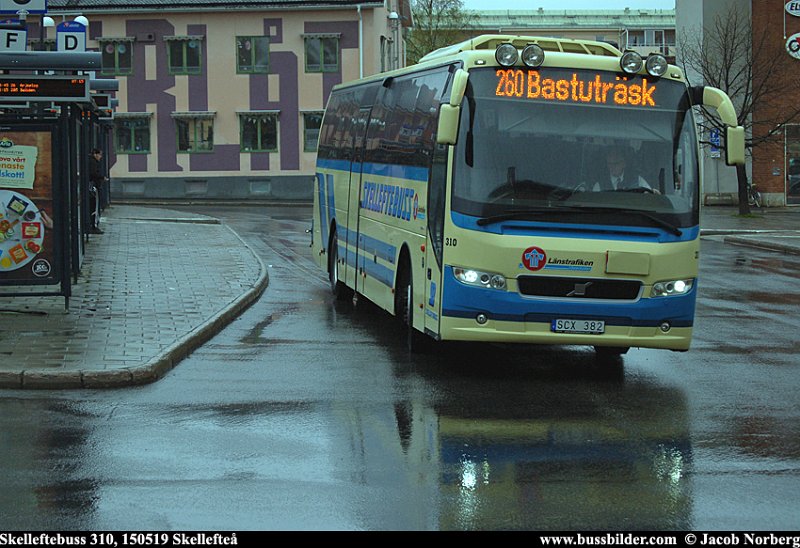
406 0 478 65
679 5 800 213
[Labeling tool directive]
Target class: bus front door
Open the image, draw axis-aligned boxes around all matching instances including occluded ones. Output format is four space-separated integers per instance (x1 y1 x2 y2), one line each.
423 143 448 338
424 238 443 339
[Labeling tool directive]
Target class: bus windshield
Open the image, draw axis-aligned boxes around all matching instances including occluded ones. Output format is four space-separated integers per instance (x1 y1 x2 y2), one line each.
452 67 700 230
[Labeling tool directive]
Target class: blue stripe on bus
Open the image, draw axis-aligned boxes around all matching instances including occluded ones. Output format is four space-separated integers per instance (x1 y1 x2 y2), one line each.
359 233 397 264
362 162 430 182
441 266 695 328
451 211 700 243
334 224 352 268
316 173 329 247
317 158 352 173
326 173 336 234
357 232 397 287
339 226 357 271
335 226 397 288
317 158 430 183
362 258 395 288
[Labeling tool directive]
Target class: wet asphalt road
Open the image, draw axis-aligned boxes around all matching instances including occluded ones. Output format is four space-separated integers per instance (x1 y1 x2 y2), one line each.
1 205 798 531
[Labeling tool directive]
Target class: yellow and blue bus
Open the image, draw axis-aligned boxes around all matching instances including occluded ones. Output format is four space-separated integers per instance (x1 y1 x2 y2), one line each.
312 35 745 355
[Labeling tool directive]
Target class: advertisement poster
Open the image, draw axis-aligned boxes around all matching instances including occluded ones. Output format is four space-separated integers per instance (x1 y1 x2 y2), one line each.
0 128 59 285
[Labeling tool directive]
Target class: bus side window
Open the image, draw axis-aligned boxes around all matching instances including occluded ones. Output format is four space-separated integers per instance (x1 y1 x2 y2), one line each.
337 95 358 163
318 93 343 161
364 89 394 166
675 110 698 199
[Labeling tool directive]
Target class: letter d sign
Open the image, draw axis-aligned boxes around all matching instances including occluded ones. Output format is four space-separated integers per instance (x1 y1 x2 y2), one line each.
56 20 87 52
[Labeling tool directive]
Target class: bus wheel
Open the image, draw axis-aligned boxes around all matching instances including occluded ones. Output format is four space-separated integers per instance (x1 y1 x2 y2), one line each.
395 262 427 353
328 229 351 301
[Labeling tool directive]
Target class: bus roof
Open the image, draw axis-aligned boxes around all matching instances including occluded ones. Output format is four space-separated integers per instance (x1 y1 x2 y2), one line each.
326 33 683 96
419 34 623 63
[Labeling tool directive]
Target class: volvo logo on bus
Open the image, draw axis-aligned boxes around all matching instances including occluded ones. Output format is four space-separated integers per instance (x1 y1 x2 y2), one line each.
567 281 593 297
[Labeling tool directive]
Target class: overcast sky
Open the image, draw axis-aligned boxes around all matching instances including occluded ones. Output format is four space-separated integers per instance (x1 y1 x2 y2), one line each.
461 0 675 10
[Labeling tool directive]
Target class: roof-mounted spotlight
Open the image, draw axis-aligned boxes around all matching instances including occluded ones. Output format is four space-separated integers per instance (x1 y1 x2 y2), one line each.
645 53 668 77
620 51 644 75
495 43 518 67
521 44 545 68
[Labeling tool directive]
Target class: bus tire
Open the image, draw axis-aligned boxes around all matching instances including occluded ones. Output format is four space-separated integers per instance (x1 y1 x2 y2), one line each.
328 228 352 302
395 259 428 353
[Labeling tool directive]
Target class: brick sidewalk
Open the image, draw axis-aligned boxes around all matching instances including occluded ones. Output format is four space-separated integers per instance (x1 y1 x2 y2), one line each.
0 205 267 389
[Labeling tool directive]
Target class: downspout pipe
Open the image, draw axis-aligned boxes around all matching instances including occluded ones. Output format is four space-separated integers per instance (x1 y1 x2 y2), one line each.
358 4 364 78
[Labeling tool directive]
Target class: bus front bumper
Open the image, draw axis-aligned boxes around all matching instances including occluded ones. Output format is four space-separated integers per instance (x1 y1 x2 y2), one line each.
439 317 692 351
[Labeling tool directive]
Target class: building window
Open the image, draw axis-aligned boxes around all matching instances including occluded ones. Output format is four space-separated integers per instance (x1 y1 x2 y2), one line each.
304 34 339 73
238 112 278 152
237 36 269 73
114 115 151 154
172 112 214 152
165 36 203 75
303 112 323 152
99 38 134 75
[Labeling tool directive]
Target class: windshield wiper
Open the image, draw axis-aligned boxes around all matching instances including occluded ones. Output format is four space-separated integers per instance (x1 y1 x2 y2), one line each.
477 206 581 226
583 207 684 236
476 205 683 236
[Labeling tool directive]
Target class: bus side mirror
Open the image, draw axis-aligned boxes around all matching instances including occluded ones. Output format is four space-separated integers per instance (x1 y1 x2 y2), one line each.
725 126 745 166
437 104 460 145
436 69 468 144
450 69 468 106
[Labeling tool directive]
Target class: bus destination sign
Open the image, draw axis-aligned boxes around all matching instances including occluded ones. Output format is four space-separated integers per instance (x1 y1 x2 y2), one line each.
495 69 659 107
0 76 90 103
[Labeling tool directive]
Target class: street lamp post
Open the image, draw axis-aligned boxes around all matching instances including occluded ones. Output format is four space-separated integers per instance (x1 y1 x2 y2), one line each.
39 14 54 50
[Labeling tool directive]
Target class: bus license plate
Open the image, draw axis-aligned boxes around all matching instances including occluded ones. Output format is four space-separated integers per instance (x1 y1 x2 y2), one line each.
552 319 605 334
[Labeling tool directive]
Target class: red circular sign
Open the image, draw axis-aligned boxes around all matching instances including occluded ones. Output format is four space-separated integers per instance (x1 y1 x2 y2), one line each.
522 246 547 271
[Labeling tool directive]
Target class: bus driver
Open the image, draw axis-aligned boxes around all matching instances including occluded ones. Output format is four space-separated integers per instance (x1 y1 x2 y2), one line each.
594 148 657 193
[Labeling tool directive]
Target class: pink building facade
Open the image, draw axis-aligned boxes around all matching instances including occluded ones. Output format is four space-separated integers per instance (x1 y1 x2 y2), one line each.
46 0 410 200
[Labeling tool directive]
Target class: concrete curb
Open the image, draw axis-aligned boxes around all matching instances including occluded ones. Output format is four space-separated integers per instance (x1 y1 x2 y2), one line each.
723 235 800 256
700 229 783 236
117 217 222 225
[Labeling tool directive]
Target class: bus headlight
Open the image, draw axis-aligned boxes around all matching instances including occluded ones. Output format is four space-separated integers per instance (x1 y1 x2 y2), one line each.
651 278 694 297
495 43 518 67
521 44 545 67
645 53 668 77
453 267 507 290
620 51 644 74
